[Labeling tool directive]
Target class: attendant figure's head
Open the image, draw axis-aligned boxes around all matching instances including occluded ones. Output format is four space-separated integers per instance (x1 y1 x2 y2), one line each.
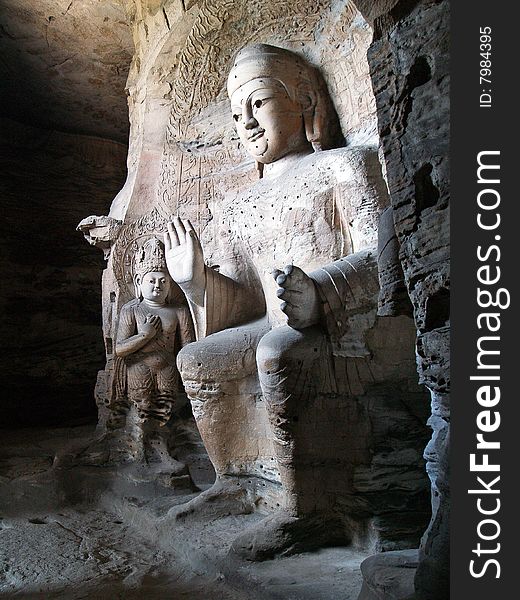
134 237 172 305
227 44 343 171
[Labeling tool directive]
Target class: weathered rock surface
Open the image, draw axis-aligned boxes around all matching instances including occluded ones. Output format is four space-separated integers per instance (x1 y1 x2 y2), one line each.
77 1 433 563
366 1 450 598
0 0 133 143
0 510 255 599
2 1 450 597
0 118 127 427
0 426 366 600
358 549 418 600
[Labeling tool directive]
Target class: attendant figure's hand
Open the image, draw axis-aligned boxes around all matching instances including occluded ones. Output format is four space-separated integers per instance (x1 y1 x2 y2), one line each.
164 217 205 303
138 313 161 340
272 265 321 330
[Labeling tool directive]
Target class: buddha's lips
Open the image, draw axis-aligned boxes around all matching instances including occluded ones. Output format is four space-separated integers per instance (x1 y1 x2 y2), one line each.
248 130 265 142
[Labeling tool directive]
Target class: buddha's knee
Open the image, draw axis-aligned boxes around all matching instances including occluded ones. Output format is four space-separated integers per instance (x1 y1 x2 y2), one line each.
256 326 323 376
176 339 208 381
177 327 261 389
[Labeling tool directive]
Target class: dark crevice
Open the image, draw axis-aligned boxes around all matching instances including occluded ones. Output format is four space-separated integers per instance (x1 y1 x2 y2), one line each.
393 56 432 132
424 287 450 331
373 0 422 39
407 55 432 90
390 0 423 27
162 7 171 30
414 163 440 213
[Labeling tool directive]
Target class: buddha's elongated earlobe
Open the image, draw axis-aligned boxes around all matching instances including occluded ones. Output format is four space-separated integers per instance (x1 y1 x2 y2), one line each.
303 109 320 152
133 273 142 300
300 89 322 152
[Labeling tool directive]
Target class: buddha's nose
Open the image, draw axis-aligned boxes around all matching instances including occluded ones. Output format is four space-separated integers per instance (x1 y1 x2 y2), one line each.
244 116 257 129
240 100 258 129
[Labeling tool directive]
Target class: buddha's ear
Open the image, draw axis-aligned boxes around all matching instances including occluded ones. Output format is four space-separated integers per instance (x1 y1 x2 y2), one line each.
300 88 323 151
298 88 316 112
133 273 142 300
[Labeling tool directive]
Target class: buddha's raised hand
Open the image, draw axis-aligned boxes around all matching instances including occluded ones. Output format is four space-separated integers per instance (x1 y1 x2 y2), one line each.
164 217 205 301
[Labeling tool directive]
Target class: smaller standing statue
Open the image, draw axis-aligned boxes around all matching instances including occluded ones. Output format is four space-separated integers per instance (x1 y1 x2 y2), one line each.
115 236 195 476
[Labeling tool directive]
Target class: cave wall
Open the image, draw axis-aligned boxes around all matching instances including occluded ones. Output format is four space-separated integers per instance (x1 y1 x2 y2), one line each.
0 0 133 143
0 118 127 427
0 0 132 428
362 1 450 598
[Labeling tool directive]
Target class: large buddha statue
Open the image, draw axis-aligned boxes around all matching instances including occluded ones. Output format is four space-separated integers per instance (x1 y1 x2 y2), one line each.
164 44 428 557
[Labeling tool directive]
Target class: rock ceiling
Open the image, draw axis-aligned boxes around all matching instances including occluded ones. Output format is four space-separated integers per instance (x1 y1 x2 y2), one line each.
0 0 134 143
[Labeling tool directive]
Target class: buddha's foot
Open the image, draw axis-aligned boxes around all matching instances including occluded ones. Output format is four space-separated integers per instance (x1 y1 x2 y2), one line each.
229 510 348 561
166 476 258 522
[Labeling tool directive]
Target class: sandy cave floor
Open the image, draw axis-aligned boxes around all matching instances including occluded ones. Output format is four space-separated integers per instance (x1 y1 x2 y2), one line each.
0 507 249 600
0 426 366 600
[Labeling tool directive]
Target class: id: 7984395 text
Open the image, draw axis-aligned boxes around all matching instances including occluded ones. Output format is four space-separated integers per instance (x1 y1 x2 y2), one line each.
480 26 492 108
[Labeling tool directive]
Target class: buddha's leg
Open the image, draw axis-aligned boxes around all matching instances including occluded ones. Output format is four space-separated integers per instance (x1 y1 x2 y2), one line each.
256 325 336 515
127 363 154 419
230 325 349 559
125 363 156 462
232 316 428 559
154 363 186 421
170 320 274 520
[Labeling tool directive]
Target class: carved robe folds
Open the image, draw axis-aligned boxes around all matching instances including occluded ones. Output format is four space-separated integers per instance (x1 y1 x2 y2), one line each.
177 147 430 550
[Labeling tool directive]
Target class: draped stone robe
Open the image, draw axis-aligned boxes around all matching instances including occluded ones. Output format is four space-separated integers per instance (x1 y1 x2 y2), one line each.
189 146 389 347
176 145 429 544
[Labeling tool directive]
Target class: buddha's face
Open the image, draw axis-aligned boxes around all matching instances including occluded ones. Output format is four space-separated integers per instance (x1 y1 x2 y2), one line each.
230 78 310 164
138 271 171 304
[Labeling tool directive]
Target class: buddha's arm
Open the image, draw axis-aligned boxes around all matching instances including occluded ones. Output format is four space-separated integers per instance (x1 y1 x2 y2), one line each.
333 147 390 254
177 305 196 348
309 249 380 356
165 218 264 339
187 266 262 339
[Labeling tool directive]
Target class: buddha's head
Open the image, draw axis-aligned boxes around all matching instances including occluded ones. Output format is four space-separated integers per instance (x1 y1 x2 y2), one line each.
134 237 172 304
227 44 342 169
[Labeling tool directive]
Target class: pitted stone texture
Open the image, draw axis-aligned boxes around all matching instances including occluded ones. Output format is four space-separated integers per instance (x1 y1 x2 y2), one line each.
77 0 431 561
109 0 377 222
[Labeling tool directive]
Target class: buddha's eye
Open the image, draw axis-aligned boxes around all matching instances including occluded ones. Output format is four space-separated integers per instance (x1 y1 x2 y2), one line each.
253 99 263 109
233 114 240 122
